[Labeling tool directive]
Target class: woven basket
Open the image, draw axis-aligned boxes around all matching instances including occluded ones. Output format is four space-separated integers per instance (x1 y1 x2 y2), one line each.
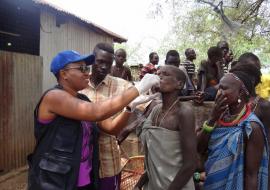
120 155 145 190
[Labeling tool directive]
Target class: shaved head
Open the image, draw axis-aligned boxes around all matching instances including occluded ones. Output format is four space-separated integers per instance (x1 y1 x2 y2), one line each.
162 65 186 84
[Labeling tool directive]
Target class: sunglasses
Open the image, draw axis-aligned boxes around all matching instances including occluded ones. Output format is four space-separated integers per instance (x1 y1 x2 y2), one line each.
64 65 90 73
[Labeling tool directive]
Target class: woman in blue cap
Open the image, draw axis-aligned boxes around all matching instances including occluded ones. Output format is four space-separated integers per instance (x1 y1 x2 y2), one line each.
27 50 160 190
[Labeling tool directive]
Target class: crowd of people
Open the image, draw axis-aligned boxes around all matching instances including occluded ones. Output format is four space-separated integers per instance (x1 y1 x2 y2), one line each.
27 41 270 190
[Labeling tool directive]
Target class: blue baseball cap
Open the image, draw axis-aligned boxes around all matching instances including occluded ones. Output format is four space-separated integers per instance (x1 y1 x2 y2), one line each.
50 50 95 75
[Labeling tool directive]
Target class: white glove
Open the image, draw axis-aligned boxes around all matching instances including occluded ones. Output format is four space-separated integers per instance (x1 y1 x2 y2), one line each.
135 74 160 95
129 93 161 111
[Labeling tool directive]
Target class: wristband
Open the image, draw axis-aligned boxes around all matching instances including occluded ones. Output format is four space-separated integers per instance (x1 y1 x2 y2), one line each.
193 172 201 182
202 121 214 133
124 106 132 113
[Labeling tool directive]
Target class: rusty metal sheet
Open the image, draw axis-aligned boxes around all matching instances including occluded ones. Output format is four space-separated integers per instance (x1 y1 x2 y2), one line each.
0 51 42 172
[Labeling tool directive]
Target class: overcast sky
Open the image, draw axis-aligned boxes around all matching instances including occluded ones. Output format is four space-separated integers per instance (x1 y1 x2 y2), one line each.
46 0 170 64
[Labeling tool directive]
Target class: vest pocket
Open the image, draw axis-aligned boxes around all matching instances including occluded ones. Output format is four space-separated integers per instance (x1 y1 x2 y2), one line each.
39 158 71 190
53 124 78 153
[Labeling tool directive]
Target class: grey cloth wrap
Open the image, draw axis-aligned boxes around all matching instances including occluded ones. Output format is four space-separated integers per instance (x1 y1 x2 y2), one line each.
138 104 195 190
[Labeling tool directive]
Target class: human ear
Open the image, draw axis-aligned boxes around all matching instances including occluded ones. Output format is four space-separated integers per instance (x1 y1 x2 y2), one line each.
237 89 246 101
60 70 68 80
176 81 184 90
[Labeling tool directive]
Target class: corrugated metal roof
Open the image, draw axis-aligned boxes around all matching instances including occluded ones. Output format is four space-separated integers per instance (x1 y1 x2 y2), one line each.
33 0 127 43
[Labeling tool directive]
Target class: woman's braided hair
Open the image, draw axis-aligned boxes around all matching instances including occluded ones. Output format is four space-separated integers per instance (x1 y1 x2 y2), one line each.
230 62 262 93
229 63 262 101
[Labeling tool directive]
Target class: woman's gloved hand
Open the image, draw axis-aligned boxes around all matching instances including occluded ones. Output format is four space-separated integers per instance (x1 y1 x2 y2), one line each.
135 74 160 95
129 93 161 112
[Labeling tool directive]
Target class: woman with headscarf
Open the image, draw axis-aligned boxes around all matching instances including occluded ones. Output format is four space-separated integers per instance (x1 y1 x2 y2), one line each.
197 70 269 190
230 54 270 190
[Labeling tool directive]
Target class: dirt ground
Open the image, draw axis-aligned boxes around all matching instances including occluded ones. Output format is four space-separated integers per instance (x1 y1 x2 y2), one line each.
0 134 141 190
0 167 27 190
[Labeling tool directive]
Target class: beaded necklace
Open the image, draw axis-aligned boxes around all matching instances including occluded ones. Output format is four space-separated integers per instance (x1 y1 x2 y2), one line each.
154 98 179 127
217 104 251 126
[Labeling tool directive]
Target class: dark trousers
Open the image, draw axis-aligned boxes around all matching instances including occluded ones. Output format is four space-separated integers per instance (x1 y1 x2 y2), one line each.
78 183 95 190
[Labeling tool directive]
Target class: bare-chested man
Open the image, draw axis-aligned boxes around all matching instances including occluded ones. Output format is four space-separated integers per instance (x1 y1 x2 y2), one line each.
135 65 197 190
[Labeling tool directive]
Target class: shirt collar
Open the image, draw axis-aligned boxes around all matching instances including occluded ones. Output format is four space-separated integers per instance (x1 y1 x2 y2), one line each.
88 75 110 89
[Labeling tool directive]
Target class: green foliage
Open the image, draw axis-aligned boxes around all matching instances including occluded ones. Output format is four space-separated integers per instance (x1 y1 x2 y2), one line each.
156 0 270 66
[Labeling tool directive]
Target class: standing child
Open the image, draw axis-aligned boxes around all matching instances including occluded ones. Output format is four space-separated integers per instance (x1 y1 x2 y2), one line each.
111 48 132 81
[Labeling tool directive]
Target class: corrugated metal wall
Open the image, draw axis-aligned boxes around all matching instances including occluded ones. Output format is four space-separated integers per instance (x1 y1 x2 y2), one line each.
40 11 114 91
0 51 43 172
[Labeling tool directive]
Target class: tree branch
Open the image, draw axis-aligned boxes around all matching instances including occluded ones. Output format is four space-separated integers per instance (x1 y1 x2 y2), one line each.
198 0 241 32
239 0 265 24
